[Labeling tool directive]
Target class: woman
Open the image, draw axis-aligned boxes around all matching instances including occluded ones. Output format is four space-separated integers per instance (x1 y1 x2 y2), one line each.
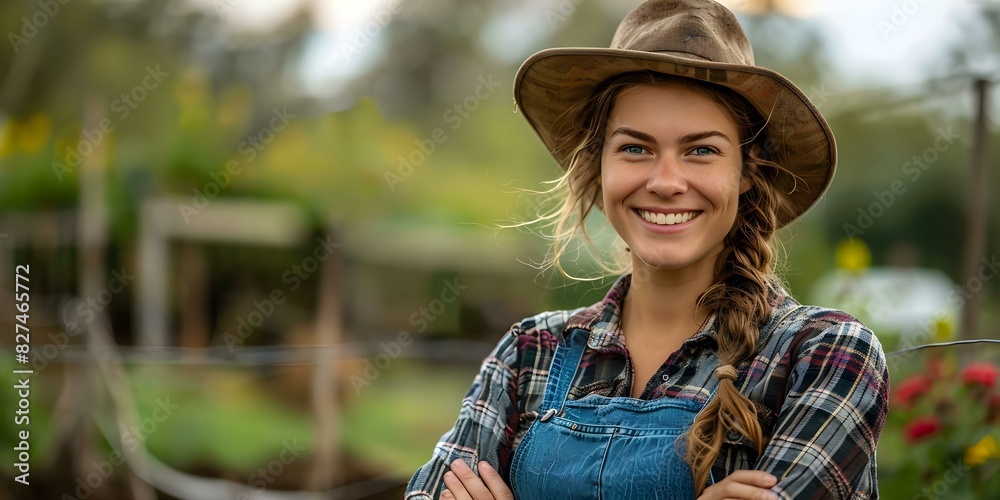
406 0 888 498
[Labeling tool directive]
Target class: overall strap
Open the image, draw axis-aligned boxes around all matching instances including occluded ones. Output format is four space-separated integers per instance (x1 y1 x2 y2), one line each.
538 327 590 418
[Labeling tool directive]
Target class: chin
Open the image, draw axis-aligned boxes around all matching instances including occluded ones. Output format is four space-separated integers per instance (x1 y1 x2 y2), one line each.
633 250 697 271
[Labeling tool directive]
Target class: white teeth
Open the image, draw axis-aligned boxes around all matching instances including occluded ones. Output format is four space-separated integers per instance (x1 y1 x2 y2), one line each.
639 210 700 226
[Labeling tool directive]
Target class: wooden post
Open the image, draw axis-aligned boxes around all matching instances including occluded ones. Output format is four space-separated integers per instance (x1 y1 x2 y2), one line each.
178 242 210 348
309 224 343 490
959 79 990 347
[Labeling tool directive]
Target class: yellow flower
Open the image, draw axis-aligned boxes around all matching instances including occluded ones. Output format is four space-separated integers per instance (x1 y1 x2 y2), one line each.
932 316 954 342
965 435 1000 467
835 238 871 274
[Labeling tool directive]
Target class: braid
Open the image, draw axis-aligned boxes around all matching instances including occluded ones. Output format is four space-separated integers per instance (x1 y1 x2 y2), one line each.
684 145 785 495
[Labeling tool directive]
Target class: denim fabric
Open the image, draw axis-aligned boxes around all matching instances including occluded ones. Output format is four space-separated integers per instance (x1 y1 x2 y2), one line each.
511 327 717 499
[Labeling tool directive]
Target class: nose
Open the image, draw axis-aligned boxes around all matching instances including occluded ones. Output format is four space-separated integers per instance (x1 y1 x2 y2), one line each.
645 155 688 198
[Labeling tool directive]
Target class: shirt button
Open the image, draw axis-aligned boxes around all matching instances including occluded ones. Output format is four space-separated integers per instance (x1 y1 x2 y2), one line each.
661 374 669 381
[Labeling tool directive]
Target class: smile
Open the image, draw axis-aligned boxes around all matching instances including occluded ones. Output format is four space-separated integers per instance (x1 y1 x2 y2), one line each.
635 209 702 226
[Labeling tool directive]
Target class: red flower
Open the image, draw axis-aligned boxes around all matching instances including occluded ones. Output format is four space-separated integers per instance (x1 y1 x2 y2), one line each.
894 375 932 408
904 416 941 443
961 362 999 388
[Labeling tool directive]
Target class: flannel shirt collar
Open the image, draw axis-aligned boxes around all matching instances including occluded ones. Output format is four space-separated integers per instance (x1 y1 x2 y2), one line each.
564 273 719 353
564 273 795 353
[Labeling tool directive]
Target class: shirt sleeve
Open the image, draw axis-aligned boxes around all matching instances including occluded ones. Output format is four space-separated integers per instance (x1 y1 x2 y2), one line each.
404 323 522 500
756 317 890 499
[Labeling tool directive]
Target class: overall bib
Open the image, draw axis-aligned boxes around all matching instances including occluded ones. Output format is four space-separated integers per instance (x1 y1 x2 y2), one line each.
510 328 719 499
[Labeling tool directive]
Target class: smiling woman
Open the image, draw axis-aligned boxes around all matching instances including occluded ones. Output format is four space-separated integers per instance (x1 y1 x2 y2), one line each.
405 1 889 499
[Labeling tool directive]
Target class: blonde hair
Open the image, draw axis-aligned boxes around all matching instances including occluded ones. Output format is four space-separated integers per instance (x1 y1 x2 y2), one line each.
519 71 795 494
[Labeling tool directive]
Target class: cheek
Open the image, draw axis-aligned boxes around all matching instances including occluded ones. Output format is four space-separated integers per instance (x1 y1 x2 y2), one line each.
705 175 743 220
600 163 626 204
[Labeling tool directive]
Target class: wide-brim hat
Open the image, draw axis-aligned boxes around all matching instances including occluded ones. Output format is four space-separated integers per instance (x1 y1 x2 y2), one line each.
513 0 836 227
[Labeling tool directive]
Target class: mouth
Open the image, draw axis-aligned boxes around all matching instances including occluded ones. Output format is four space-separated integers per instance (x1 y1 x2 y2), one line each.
634 209 702 226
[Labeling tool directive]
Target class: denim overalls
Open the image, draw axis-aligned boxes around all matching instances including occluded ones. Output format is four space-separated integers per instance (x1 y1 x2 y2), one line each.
510 327 719 499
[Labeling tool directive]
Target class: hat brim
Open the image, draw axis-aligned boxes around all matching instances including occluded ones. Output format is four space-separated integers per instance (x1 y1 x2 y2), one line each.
513 47 837 228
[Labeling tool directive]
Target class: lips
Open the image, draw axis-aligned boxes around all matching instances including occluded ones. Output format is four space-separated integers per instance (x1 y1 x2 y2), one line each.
635 209 702 226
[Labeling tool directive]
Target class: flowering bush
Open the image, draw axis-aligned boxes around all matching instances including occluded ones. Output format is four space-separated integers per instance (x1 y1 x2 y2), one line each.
880 355 1000 498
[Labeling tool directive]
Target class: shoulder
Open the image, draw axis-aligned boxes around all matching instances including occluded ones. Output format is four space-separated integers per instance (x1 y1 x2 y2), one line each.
500 306 589 353
514 307 588 340
760 283 884 362
761 298 889 408
757 287 888 392
777 304 884 361
486 306 590 366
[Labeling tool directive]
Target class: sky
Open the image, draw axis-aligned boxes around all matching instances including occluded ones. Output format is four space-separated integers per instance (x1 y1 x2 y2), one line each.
188 0 992 97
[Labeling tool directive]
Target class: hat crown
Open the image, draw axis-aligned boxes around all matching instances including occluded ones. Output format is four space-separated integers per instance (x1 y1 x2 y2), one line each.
610 0 754 66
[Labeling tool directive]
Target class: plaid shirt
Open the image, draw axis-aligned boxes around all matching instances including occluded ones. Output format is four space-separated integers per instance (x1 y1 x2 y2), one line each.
405 273 889 499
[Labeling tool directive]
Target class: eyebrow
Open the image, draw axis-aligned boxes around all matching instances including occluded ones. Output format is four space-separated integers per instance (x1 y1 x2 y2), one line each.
608 126 733 145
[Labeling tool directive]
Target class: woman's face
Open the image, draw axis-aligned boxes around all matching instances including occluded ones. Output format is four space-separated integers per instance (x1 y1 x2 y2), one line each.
600 83 746 275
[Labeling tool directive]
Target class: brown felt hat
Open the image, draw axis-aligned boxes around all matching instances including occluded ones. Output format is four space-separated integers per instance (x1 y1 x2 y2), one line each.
513 0 837 227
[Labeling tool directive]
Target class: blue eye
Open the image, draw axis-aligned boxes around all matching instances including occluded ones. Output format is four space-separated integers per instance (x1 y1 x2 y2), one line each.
690 146 716 156
621 145 646 155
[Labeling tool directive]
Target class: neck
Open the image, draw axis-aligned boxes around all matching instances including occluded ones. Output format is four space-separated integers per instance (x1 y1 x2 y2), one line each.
622 250 720 339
